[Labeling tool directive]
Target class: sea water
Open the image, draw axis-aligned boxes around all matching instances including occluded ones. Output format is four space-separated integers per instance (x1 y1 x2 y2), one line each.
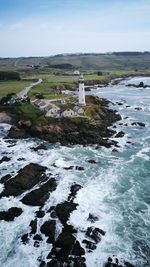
0 77 149 267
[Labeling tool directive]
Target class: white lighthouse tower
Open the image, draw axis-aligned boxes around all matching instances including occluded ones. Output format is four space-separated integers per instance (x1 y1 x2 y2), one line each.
78 74 86 106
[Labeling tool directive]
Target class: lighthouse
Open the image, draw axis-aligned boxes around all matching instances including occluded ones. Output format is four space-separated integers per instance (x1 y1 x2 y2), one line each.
78 74 86 106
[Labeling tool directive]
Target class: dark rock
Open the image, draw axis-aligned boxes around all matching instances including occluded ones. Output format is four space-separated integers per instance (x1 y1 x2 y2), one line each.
72 241 85 256
0 156 11 164
68 184 82 202
0 207 22 221
0 174 11 183
39 261 46 267
55 229 76 252
115 131 125 138
131 122 145 127
87 213 98 223
124 262 135 267
21 178 57 206
17 158 26 161
75 166 85 171
134 107 142 110
0 163 47 198
86 227 105 243
21 233 29 244
36 210 45 218
112 149 119 153
82 240 96 250
55 201 78 225
63 166 74 170
34 242 39 248
108 257 112 262
31 144 48 152
87 160 97 164
30 219 37 235
33 234 43 241
40 220 56 243
47 259 63 267
7 126 29 139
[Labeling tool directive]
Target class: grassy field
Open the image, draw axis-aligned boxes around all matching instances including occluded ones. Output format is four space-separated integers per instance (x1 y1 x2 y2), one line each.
0 80 31 98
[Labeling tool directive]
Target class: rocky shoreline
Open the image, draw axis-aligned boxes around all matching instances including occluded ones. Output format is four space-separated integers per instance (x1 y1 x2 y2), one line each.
0 163 135 267
0 96 121 148
0 94 137 266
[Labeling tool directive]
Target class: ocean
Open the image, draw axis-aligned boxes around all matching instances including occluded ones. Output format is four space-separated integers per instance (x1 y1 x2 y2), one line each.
0 77 150 267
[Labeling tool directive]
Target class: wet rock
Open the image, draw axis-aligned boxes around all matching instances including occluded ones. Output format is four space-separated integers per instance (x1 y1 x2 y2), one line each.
31 144 48 151
115 131 125 138
55 228 76 254
47 259 63 267
34 241 40 247
40 220 56 243
30 219 37 235
33 234 43 241
63 166 74 170
82 240 96 250
86 227 105 243
0 163 47 198
0 156 11 164
131 122 145 127
72 241 85 256
68 184 82 202
17 158 26 161
55 201 78 225
124 262 135 267
39 261 46 267
135 107 142 110
21 178 57 207
75 166 85 171
87 213 99 223
112 148 119 153
87 160 97 164
0 174 11 183
7 126 29 139
0 207 22 221
36 210 45 218
21 233 29 244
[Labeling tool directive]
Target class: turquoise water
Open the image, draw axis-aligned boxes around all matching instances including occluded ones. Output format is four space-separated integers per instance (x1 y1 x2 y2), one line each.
0 77 150 267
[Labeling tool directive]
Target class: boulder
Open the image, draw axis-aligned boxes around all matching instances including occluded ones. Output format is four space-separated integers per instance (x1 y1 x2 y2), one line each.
0 156 11 164
87 160 97 164
40 220 56 243
87 213 98 223
0 207 22 221
115 131 125 138
68 184 82 202
82 240 96 250
36 210 45 218
0 163 47 197
131 122 145 127
30 219 37 235
86 227 105 243
21 178 57 206
21 233 29 245
55 201 78 225
31 144 48 152
0 174 11 183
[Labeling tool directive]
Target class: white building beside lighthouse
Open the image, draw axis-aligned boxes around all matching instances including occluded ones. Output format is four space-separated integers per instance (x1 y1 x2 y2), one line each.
78 74 86 106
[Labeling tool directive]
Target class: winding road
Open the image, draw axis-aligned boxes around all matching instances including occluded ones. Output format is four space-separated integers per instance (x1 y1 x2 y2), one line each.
17 78 42 99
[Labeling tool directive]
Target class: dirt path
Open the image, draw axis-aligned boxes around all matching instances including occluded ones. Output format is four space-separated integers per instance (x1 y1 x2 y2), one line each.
17 78 42 99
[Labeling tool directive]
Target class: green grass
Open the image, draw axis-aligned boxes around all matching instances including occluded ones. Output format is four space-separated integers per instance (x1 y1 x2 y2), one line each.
19 102 43 123
0 81 31 98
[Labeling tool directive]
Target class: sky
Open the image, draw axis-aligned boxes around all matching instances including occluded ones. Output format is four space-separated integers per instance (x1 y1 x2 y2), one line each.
0 0 150 57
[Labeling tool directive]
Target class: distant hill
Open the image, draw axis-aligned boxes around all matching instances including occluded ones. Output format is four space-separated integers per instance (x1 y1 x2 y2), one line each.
0 52 150 71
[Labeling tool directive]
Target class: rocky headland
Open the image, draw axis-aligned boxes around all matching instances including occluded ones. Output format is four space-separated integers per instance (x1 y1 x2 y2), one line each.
0 95 121 147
